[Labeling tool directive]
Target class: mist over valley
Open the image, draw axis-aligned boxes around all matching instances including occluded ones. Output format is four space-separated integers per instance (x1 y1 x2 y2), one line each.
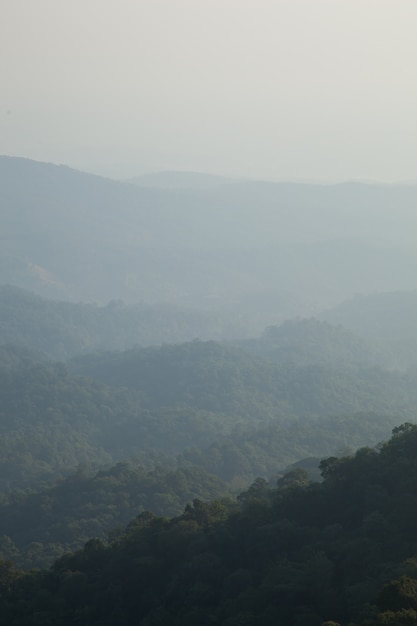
1 156 417 624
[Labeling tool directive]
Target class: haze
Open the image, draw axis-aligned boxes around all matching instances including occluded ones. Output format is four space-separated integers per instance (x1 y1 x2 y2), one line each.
2 0 417 181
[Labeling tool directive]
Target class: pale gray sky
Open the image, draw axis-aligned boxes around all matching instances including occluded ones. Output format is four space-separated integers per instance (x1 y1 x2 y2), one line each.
2 0 417 181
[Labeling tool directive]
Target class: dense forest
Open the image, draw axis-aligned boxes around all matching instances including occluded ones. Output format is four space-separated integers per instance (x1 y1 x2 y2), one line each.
3 425 417 624
0 285 231 358
1 338 413 491
1 312 417 623
0 462 230 570
1 293 416 577
2 284 415 369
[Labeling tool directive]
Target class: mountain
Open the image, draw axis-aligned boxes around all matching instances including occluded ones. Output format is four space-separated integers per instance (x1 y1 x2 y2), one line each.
68 340 417 420
319 290 417 369
125 170 237 189
233 317 388 370
1 340 413 494
0 283 390 364
3 156 417 328
0 339 405 571
0 285 238 359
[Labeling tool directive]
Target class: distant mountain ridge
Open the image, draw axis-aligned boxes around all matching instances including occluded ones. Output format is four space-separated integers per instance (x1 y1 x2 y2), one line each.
125 170 238 189
0 285 397 367
319 290 417 369
0 284 242 359
2 156 417 325
233 317 388 370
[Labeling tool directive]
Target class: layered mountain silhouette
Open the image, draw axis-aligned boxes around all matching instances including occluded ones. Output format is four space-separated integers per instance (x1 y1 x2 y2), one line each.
2 156 417 331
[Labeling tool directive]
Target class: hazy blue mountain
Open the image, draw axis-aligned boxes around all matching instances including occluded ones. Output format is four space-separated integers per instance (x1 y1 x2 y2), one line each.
3 156 417 328
0 285 244 359
319 290 417 369
0 286 397 367
233 317 388 370
125 170 238 189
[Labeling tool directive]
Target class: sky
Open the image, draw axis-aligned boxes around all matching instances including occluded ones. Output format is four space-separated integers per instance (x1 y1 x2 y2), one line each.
2 0 417 181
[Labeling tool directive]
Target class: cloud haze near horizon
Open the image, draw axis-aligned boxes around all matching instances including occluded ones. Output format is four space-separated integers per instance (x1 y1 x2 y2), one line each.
2 0 417 181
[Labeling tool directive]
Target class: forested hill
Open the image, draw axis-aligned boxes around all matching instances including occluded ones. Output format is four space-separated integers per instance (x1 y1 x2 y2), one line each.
233 318 388 370
0 285 393 363
69 340 417 419
320 290 417 369
0 340 412 494
0 462 230 570
3 156 417 624
0 285 232 359
0 338 405 570
2 339 414 571
3 424 417 624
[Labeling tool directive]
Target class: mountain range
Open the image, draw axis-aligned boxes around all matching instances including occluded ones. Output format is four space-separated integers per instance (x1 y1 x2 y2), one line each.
2 156 417 331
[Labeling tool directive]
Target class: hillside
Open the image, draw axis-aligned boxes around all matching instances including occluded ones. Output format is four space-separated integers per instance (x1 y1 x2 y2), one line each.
0 285 234 359
1 340 412 495
319 290 417 369
3 425 417 624
3 156 417 327
0 285 406 369
233 318 388 370
1 336 413 572
69 340 417 419
0 346 244 492
0 462 229 570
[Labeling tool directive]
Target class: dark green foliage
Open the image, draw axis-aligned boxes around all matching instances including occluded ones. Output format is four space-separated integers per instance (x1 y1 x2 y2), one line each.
378 577 417 613
1 333 417 620
0 344 240 491
0 341 407 569
179 413 400 487
0 463 229 570
4 426 417 624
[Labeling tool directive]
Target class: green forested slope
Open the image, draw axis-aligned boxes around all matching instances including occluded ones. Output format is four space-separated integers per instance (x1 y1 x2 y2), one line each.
0 410 401 570
234 318 388 369
178 412 402 486
0 285 230 359
3 425 417 624
1 339 416 576
1 340 415 494
0 353 240 491
3 284 417 377
0 463 229 570
69 340 417 419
